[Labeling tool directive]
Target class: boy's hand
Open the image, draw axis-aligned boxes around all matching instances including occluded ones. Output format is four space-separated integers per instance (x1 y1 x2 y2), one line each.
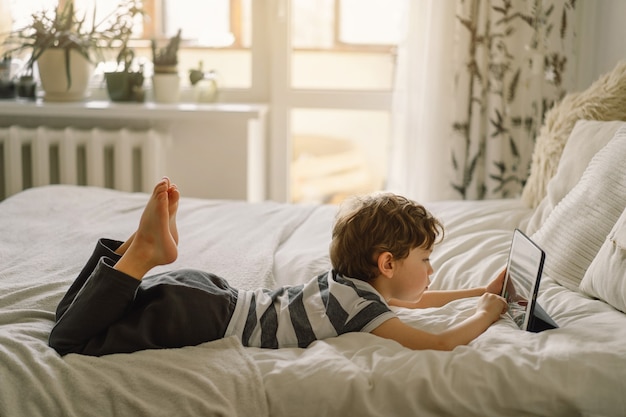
485 268 506 295
476 293 508 323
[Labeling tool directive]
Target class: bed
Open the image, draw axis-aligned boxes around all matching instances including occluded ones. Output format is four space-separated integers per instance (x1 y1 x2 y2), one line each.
2 69 626 416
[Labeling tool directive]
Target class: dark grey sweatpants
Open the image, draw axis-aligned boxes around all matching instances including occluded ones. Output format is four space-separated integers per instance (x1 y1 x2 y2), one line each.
49 239 238 356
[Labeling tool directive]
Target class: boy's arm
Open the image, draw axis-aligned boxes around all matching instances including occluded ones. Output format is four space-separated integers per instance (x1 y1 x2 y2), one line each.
372 293 506 351
389 288 485 309
388 268 506 309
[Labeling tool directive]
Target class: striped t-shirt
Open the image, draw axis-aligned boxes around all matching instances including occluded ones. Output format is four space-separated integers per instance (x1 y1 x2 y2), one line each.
224 270 396 348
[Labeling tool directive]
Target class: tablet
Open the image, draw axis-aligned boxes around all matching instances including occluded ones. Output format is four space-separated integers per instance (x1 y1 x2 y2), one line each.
501 229 557 332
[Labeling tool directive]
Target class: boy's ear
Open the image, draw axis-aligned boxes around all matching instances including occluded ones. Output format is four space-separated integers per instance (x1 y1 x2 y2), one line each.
377 252 395 279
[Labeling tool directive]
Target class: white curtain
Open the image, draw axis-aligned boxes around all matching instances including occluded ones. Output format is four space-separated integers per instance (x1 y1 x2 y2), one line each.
388 0 459 203
388 0 579 203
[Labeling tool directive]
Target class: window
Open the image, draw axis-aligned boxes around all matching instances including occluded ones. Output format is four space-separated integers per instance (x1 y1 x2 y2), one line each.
6 0 404 89
289 0 405 91
142 0 254 88
150 0 404 51
292 0 405 49
154 0 251 48
3 0 408 202
283 0 407 202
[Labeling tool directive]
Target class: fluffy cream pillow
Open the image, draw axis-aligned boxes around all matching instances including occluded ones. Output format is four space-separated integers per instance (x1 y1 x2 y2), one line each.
522 60 626 209
580 208 626 313
525 120 625 234
531 126 626 290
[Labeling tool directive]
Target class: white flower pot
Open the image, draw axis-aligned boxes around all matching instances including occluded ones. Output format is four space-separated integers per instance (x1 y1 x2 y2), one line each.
152 73 180 103
37 49 93 102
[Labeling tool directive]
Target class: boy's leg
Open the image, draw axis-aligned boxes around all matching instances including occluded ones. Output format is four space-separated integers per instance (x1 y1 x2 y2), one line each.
55 238 123 320
49 257 141 355
55 179 179 319
50 178 181 354
52 269 238 356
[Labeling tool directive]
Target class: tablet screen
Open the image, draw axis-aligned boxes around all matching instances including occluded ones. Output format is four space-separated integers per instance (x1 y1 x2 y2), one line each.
501 229 546 330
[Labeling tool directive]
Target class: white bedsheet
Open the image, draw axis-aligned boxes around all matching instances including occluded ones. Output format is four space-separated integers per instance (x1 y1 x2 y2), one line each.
1 185 625 417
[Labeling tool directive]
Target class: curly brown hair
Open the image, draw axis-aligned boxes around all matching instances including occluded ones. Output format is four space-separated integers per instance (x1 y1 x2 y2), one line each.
329 193 444 281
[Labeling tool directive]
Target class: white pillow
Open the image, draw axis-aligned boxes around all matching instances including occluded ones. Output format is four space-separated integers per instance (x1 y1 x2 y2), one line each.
531 125 626 290
580 208 626 313
526 120 625 234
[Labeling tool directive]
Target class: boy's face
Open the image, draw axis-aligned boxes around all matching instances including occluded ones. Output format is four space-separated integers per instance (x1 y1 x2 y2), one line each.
390 246 433 301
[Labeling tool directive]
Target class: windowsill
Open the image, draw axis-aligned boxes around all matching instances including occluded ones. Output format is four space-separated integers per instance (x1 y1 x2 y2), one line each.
0 88 268 121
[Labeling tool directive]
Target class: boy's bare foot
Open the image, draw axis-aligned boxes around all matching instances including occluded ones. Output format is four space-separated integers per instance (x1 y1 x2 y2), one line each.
114 178 178 280
115 179 180 255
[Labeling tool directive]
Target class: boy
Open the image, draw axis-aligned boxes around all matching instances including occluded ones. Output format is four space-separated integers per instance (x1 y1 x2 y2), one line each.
49 177 507 356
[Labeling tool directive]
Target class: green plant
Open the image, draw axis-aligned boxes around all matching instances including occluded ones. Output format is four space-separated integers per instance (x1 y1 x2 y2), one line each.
105 38 145 102
2 0 144 89
151 29 182 72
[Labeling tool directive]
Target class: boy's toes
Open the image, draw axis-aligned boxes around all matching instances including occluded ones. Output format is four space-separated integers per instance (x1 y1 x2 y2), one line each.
168 185 180 204
152 178 168 196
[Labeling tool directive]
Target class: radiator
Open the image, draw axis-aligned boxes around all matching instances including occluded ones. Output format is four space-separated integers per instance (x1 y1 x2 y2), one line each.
0 126 165 200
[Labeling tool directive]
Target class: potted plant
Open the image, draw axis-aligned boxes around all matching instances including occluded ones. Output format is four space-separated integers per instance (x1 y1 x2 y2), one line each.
151 29 182 103
0 54 15 99
2 0 143 101
105 41 145 102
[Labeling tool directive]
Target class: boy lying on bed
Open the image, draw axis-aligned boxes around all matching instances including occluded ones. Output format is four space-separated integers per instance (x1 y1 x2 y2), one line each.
49 177 507 356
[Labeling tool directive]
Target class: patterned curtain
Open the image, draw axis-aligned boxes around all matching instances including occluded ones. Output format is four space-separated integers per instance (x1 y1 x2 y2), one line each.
449 0 578 199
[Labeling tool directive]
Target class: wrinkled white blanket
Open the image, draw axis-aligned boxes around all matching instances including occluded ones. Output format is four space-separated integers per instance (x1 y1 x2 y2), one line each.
1 185 625 417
